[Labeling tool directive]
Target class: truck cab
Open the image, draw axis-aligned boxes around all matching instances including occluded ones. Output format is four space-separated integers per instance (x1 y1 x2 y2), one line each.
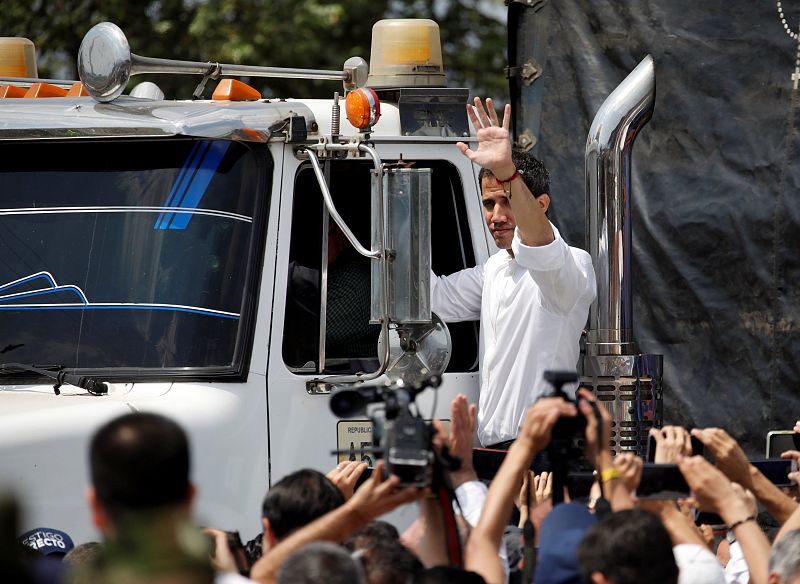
0 20 488 542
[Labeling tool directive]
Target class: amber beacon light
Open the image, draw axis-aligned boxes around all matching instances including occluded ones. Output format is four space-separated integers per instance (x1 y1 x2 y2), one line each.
0 37 38 77
366 19 445 89
346 87 381 130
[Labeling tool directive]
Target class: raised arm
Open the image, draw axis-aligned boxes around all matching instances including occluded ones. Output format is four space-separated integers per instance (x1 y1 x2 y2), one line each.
465 397 577 584
678 455 770 584
692 427 798 524
457 97 553 247
456 97 596 315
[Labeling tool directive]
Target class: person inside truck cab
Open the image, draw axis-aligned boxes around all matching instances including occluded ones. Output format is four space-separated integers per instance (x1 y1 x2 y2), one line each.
283 220 380 373
431 97 597 450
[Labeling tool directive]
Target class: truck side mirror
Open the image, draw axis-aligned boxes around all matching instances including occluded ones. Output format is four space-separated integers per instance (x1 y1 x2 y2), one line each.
371 167 432 325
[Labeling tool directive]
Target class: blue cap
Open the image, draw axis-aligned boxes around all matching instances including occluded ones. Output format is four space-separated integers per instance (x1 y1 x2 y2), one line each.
533 503 596 584
19 527 75 556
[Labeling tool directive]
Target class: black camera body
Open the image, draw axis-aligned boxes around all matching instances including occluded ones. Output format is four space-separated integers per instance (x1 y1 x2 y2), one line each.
384 410 433 487
545 370 587 461
330 375 443 488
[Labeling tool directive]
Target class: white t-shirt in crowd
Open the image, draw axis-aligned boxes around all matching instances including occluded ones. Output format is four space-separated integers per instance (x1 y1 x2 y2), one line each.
673 543 727 584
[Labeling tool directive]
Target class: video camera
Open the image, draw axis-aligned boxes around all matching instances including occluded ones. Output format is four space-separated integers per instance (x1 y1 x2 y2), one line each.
545 370 587 463
542 370 596 505
329 374 450 487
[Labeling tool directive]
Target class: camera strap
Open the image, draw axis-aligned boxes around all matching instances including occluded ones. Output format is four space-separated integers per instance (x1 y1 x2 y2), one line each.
521 473 537 584
432 447 464 567
436 485 463 566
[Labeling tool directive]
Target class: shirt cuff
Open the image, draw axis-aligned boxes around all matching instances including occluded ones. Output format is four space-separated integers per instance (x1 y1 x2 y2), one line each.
511 222 568 271
454 480 488 527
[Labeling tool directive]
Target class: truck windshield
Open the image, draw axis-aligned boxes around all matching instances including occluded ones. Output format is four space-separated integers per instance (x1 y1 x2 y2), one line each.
0 138 269 378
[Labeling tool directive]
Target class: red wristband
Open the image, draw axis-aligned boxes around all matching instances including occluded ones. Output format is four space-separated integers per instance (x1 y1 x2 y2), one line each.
496 169 520 183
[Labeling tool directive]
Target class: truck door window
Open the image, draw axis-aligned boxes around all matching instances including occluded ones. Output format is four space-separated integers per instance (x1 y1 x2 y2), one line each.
0 138 270 379
282 159 478 375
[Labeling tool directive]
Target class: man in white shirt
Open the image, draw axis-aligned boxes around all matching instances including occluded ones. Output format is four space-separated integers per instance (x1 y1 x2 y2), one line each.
431 97 596 448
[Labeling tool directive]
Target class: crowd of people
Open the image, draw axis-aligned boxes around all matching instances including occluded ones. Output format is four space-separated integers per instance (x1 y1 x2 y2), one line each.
4 390 800 584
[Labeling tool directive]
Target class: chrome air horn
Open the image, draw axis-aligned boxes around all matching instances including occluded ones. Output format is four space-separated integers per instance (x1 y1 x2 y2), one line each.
77 22 368 102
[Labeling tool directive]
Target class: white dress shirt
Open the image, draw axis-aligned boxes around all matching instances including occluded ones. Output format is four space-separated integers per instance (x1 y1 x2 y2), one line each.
432 224 596 446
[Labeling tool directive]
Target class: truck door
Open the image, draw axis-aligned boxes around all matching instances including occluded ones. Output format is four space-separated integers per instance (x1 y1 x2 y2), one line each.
266 147 485 485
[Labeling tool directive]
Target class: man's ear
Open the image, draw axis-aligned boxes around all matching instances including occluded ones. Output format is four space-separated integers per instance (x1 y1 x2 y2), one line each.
87 486 109 533
591 572 612 584
537 193 551 214
261 517 278 551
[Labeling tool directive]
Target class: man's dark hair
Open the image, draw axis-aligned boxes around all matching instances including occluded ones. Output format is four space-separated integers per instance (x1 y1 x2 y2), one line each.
277 542 363 584
578 509 678 584
351 540 423 584
90 412 190 520
262 469 345 541
343 520 400 552
478 149 551 198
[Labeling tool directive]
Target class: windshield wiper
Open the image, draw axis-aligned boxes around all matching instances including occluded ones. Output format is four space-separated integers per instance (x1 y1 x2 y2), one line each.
0 363 108 396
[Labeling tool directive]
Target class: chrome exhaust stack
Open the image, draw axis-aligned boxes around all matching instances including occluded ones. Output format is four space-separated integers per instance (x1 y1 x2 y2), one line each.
581 56 662 454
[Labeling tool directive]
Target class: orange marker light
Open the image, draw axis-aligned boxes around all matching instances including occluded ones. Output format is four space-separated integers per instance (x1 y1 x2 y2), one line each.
66 82 89 97
0 85 26 98
24 82 68 98
212 79 261 101
345 87 381 129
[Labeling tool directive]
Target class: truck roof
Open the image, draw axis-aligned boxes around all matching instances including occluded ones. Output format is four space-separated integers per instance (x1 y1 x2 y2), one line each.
0 95 409 141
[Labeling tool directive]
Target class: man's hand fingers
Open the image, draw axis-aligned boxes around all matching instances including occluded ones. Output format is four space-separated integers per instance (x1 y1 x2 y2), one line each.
485 97 500 127
543 471 553 497
473 97 493 128
465 104 482 130
468 404 477 431
347 462 368 480
690 428 718 449
781 450 800 460
456 142 479 162
683 427 692 455
502 103 511 131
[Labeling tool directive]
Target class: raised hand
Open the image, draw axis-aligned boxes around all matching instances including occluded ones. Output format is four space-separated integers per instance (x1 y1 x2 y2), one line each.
613 452 643 493
326 460 368 500
456 97 514 178
446 393 478 487
518 396 577 452
691 427 753 490
650 425 692 464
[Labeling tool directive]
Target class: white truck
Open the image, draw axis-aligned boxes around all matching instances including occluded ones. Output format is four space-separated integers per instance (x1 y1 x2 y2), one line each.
0 19 486 543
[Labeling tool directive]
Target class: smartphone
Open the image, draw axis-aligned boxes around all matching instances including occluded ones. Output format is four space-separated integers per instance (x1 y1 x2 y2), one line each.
752 459 796 487
636 464 691 499
565 471 596 500
695 511 725 529
766 431 800 458
225 530 250 577
646 432 704 462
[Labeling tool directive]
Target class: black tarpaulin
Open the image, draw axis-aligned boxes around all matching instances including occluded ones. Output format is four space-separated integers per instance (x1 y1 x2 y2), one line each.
511 0 800 454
